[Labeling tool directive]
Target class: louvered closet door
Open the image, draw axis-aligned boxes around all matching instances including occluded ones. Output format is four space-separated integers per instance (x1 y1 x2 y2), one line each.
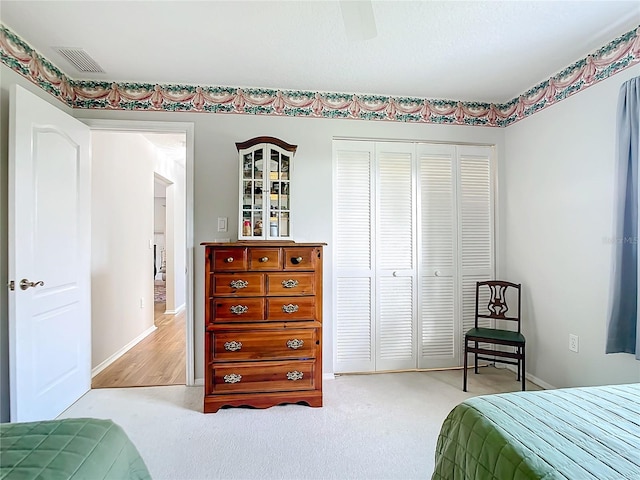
334 141 376 373
333 141 495 373
417 144 458 368
458 145 495 358
375 143 416 371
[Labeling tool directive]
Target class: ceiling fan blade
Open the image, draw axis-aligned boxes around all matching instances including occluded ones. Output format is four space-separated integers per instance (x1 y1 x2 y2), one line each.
340 0 377 41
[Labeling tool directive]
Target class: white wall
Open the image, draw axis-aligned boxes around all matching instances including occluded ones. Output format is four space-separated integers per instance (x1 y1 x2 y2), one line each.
91 131 157 369
502 66 640 388
151 144 187 312
154 197 166 233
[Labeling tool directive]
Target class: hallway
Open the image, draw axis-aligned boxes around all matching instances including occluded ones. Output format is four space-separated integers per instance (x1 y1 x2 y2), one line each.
91 298 186 389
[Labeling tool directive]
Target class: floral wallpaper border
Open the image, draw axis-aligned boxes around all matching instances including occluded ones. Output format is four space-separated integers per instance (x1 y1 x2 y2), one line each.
1 24 638 127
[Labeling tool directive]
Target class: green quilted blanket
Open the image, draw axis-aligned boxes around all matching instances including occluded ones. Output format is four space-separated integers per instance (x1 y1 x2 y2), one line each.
432 383 640 480
0 418 151 479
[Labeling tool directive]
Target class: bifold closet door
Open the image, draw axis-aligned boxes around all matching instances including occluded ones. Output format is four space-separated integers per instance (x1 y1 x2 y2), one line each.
333 141 417 372
458 145 495 351
334 141 376 373
417 144 458 369
334 141 494 373
416 144 495 368
375 142 416 372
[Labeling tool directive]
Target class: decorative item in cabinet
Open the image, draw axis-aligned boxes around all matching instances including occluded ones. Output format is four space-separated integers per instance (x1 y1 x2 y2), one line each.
202 241 325 413
237 137 296 240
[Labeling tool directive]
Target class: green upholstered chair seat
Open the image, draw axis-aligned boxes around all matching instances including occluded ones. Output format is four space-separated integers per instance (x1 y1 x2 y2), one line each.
466 327 525 344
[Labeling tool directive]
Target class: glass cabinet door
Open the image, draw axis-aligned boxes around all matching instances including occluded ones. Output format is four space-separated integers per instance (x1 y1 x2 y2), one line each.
268 149 291 238
237 137 296 240
241 148 264 237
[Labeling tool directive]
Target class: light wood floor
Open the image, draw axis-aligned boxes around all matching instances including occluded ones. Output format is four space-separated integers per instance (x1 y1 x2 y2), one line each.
91 301 186 388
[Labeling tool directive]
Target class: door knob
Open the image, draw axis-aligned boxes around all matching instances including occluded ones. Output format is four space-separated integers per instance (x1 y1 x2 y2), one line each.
20 279 45 290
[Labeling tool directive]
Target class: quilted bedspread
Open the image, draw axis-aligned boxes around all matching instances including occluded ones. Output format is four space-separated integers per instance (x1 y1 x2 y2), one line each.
0 417 151 479
432 383 640 480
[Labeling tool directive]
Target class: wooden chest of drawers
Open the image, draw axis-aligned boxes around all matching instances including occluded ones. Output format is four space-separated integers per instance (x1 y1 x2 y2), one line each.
202 241 324 413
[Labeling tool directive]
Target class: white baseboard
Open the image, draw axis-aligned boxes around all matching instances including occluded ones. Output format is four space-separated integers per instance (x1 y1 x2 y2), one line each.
501 364 557 390
194 377 204 386
524 372 556 390
91 325 157 377
165 303 186 315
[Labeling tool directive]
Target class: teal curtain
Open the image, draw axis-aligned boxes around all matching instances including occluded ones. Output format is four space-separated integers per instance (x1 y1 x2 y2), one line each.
606 76 639 359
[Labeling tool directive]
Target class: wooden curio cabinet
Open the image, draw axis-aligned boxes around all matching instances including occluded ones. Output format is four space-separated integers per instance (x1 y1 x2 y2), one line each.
237 137 296 241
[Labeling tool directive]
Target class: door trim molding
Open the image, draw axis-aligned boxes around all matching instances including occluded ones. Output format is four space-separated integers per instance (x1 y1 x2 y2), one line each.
81 118 196 387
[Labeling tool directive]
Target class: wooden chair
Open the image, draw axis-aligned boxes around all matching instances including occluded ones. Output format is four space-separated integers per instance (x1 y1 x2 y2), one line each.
463 280 525 391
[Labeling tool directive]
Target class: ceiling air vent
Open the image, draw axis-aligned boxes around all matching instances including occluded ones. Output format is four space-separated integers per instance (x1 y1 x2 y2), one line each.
53 47 105 73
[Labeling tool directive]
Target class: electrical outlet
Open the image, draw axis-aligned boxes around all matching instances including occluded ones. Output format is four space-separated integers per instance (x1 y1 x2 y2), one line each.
569 334 579 353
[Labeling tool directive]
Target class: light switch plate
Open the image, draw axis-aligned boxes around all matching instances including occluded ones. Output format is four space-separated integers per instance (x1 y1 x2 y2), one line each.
217 217 228 232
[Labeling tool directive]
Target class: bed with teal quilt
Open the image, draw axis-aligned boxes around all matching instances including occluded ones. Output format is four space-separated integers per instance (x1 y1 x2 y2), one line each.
0 417 151 479
432 383 640 479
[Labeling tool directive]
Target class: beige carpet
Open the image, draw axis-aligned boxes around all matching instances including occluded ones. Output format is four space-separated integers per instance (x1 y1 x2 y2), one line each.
59 367 540 480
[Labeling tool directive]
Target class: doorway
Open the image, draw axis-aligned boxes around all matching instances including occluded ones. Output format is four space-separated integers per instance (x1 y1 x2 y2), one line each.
86 125 193 388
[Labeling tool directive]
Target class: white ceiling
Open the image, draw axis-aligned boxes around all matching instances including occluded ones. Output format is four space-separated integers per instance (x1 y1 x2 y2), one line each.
1 1 639 103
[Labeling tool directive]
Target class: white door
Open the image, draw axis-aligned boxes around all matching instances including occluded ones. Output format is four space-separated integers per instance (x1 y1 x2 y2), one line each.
375 142 416 371
334 140 495 373
334 141 375 372
417 144 457 368
8 85 91 422
458 145 495 354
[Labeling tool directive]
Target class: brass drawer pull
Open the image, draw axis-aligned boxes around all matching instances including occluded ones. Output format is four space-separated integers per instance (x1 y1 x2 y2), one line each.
287 371 304 381
259 256 269 262
291 256 303 264
282 304 299 314
224 341 243 351
225 257 234 263
229 279 248 289
281 279 299 288
230 305 249 315
287 339 304 349
223 373 242 383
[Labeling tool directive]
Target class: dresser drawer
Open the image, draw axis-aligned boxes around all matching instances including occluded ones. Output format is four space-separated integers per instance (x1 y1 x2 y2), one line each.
211 329 318 361
283 247 318 270
266 272 315 296
212 248 248 271
267 297 316 320
249 248 282 270
213 273 264 296
209 360 316 394
212 298 265 323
